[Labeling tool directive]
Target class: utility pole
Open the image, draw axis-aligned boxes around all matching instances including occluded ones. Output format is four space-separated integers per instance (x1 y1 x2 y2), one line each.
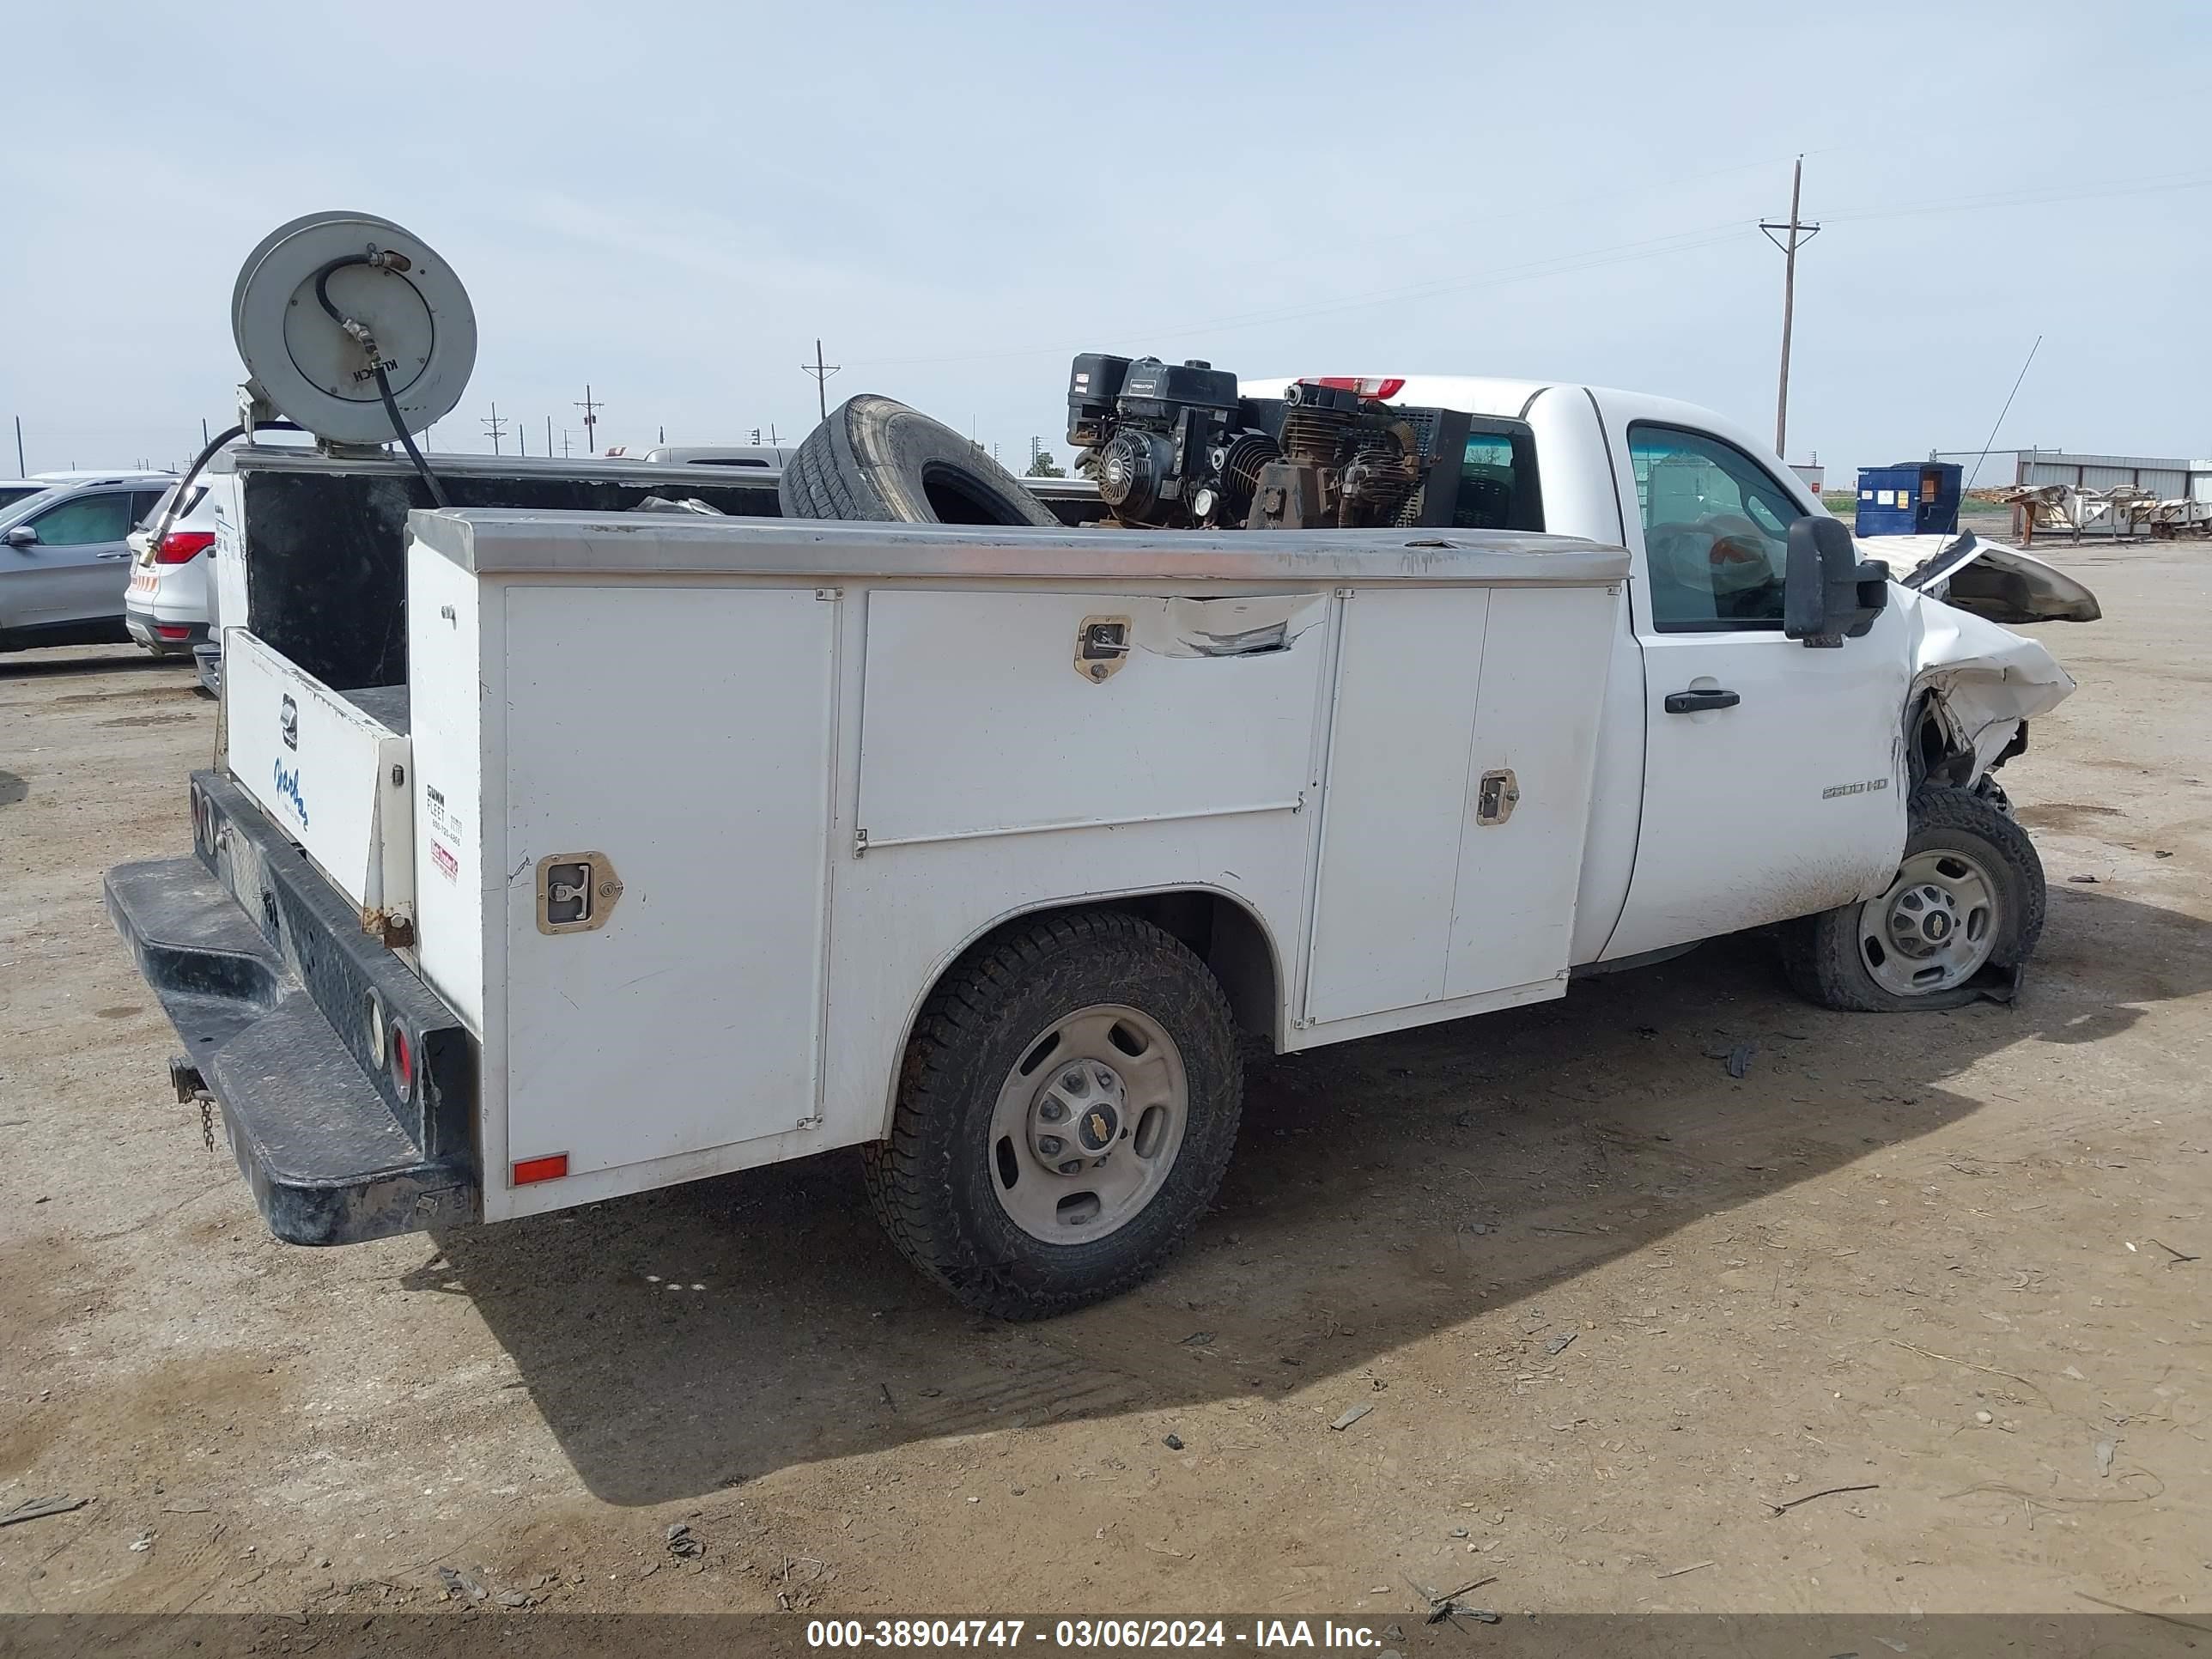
562 429 573 459
546 416 554 458
481 402 507 455
517 420 526 457
1759 155 1820 459
802 339 841 423
14 415 24 474
574 385 602 456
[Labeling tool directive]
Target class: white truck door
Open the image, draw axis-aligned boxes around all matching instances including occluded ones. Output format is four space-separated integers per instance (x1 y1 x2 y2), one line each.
1600 417 1911 962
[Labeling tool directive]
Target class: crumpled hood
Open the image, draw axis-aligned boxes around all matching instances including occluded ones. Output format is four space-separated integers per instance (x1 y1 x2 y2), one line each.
1898 584 2078 777
1871 531 2102 623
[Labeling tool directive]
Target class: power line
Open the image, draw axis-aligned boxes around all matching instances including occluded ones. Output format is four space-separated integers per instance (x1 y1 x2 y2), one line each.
1826 169 2212 224
1964 336 2043 495
802 340 842 423
842 219 1754 371
1760 155 1821 459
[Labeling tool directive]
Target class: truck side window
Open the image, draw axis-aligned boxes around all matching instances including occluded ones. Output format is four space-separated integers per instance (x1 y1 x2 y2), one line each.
1627 424 1804 632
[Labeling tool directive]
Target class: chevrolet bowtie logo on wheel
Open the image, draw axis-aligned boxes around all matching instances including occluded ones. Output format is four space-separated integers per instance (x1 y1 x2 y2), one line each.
279 694 298 750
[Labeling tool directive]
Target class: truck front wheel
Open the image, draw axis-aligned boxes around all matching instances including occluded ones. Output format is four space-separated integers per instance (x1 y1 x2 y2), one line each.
863 909 1243 1319
1784 784 2046 1012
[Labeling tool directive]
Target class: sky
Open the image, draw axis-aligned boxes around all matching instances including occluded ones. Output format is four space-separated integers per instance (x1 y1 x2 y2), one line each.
4 0 2208 485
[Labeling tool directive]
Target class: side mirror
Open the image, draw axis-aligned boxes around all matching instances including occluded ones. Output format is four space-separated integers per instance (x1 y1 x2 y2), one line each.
1785 516 1890 647
3 525 36 549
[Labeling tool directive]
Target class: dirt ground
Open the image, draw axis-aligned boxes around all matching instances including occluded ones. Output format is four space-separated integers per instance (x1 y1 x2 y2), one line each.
3 544 2208 1626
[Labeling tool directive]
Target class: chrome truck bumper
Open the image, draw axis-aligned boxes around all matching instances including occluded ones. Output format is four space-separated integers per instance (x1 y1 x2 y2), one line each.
104 770 477 1245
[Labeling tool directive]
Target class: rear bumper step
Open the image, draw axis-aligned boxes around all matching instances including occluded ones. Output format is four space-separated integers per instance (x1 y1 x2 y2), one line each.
105 774 478 1245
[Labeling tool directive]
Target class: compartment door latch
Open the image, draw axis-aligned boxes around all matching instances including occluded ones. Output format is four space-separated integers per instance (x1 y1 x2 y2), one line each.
536 851 624 935
1474 769 1521 827
1076 615 1132 683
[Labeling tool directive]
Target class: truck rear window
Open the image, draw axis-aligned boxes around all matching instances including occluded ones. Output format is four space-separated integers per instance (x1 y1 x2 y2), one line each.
1452 423 1542 532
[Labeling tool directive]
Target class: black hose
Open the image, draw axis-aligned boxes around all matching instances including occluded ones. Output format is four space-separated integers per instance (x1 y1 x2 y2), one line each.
311 253 452 509
147 416 302 551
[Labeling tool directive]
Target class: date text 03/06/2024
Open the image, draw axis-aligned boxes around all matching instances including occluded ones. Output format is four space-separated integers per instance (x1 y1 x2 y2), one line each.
805 1619 1393 1650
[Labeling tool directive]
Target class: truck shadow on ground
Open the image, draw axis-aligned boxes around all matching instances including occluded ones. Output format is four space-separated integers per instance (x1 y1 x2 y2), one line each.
425 884 2210 1506
0 648 187 681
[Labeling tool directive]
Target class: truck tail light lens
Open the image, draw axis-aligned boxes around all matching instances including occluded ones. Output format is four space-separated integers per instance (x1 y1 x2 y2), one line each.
512 1154 568 1185
155 530 216 565
1311 376 1407 401
389 1025 415 1098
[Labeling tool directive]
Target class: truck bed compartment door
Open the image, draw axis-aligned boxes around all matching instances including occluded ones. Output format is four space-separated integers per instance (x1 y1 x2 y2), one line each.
1305 589 1492 1023
1304 586 1613 1027
497 586 838 1192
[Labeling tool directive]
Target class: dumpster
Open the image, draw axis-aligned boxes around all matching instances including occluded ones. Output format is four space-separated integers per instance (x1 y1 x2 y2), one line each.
1856 461 1962 537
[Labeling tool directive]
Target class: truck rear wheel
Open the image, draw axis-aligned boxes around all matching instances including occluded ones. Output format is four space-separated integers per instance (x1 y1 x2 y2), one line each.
863 909 1243 1319
781 393 1060 527
1784 784 2045 1012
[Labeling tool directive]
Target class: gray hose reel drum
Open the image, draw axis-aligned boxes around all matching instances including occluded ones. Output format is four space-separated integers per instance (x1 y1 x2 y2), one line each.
231 210 476 447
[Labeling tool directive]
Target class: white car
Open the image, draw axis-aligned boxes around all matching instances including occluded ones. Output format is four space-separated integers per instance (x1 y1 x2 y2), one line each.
124 479 216 657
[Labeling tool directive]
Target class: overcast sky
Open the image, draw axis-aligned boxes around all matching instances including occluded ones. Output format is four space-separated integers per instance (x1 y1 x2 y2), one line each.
5 0 2207 483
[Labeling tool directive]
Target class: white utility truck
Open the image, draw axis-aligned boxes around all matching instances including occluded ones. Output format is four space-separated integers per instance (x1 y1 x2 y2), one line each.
108 214 2096 1317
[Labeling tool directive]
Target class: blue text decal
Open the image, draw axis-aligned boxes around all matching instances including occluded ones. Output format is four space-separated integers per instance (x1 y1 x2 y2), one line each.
272 758 310 828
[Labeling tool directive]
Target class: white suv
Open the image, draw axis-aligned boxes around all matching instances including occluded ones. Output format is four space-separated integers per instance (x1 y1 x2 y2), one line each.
124 480 216 657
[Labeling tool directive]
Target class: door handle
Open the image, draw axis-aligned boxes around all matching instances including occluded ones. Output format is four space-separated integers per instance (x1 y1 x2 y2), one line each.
1664 687 1741 714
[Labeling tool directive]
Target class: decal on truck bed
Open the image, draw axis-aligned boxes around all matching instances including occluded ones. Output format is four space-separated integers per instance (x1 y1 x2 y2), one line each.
271 758 310 827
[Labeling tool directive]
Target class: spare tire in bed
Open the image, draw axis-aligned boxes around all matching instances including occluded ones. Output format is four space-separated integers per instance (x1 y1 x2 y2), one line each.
780 394 1060 526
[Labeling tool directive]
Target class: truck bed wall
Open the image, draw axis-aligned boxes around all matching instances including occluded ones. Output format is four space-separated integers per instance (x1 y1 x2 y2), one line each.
236 468 781 690
231 459 1101 690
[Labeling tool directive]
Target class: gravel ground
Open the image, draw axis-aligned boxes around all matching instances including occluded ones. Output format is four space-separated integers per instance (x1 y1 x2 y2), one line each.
2 543 2208 1623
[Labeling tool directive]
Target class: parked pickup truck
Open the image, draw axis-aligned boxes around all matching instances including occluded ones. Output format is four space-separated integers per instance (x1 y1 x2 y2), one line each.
105 224 2093 1319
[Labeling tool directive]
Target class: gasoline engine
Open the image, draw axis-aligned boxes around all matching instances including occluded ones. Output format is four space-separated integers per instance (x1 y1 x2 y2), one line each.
1066 354 1470 531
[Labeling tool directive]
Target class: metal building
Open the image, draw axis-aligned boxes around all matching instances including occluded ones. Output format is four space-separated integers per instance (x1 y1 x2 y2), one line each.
2014 449 2203 501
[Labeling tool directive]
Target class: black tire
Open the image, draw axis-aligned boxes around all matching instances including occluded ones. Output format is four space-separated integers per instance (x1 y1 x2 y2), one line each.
862 909 1243 1320
1784 784 2046 1012
779 394 1060 527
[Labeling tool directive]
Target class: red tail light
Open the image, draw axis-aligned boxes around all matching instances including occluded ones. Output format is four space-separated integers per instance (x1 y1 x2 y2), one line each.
154 624 191 641
389 1026 415 1097
1311 376 1407 401
512 1153 569 1185
155 530 215 565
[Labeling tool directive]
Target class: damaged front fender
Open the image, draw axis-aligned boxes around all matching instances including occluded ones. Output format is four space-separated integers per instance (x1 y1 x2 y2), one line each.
1900 586 2077 785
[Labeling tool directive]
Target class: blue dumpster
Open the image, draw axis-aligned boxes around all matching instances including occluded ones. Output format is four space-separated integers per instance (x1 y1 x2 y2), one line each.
1856 461 1962 536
